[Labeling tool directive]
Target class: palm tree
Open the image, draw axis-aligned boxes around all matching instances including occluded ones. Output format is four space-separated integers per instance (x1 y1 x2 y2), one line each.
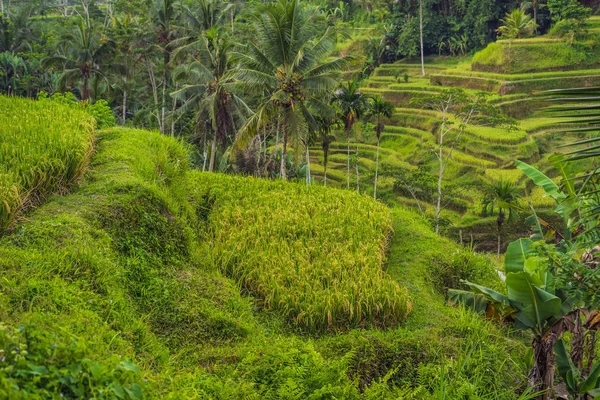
234 0 348 180
482 179 521 258
313 112 339 186
151 0 179 134
333 81 368 189
43 19 115 101
0 52 25 95
173 32 250 172
367 95 394 199
110 14 143 125
496 9 537 40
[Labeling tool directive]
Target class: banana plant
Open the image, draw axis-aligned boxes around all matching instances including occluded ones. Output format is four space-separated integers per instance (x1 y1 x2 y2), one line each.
555 339 600 399
449 237 575 398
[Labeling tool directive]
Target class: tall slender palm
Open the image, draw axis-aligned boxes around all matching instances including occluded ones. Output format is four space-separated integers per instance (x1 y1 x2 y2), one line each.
482 179 521 258
110 14 143 124
233 0 348 180
43 19 115 101
151 0 179 134
313 111 340 186
366 95 394 199
173 32 250 172
333 80 368 189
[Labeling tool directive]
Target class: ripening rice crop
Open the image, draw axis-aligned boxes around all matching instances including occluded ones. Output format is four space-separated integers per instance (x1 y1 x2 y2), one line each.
0 96 95 233
190 173 411 332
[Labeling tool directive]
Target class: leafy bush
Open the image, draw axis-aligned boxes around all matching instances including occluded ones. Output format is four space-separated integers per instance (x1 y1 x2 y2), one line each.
38 92 116 129
0 95 95 233
189 173 411 332
0 323 143 400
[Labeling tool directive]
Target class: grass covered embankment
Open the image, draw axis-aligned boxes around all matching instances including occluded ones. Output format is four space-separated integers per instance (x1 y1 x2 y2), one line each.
0 96 95 233
0 124 528 398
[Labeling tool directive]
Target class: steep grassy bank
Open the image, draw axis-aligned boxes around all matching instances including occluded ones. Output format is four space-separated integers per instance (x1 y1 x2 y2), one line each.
0 126 528 398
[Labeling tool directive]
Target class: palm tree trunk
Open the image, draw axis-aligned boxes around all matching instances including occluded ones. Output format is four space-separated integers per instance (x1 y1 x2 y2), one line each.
346 129 351 189
1 1 3 16
122 88 127 125
170 85 177 136
435 136 443 234
280 122 288 180
323 146 328 186
374 138 380 199
161 51 170 135
202 130 208 172
209 132 217 172
533 2 538 27
530 335 558 400
497 228 501 260
419 0 425 77
230 6 235 33
355 146 359 193
305 143 311 186
82 76 90 101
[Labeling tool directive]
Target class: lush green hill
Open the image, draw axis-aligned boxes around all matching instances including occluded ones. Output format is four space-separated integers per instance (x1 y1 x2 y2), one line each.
0 121 527 398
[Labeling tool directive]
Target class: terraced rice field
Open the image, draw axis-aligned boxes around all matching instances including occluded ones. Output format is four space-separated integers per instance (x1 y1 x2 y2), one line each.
310 38 599 247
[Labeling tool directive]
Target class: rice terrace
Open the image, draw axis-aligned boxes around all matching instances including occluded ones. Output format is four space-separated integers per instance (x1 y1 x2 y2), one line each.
2 0 600 398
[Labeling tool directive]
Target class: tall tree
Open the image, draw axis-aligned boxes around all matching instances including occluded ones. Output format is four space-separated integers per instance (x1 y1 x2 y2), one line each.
482 179 521 258
366 95 394 199
411 89 513 234
173 31 250 172
151 0 179 134
44 18 115 101
333 81 367 189
234 0 348 180
419 0 425 76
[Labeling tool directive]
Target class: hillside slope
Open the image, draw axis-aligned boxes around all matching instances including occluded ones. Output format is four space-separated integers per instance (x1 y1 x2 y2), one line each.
0 126 528 398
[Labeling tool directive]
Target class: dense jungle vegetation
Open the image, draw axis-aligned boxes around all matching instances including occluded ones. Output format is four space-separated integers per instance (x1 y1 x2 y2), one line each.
2 0 600 398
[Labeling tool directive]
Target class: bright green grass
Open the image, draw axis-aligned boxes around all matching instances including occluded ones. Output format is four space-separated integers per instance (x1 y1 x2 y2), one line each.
189 173 411 332
0 96 95 234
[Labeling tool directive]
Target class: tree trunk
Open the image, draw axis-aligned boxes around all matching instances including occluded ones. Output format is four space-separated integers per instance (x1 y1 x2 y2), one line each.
82 76 90 101
280 123 288 180
170 85 177 136
1 0 3 16
209 132 217 172
202 130 208 172
419 0 425 77
571 310 585 370
346 128 351 189
530 335 558 400
374 138 380 199
230 6 235 33
161 51 170 135
305 143 311 186
355 146 359 193
586 331 597 375
435 131 444 234
533 2 538 27
122 88 127 125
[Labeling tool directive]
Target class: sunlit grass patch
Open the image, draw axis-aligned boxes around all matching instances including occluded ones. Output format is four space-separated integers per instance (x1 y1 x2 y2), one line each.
190 173 412 332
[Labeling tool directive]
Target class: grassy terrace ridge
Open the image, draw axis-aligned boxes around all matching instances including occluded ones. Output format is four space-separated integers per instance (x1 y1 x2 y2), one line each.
0 96 96 234
0 124 529 398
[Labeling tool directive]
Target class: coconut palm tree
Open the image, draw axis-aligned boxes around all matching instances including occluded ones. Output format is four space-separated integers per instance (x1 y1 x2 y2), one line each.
333 80 368 189
233 0 348 180
496 9 537 40
172 31 250 172
43 18 115 101
313 112 340 186
366 95 394 199
482 179 521 258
